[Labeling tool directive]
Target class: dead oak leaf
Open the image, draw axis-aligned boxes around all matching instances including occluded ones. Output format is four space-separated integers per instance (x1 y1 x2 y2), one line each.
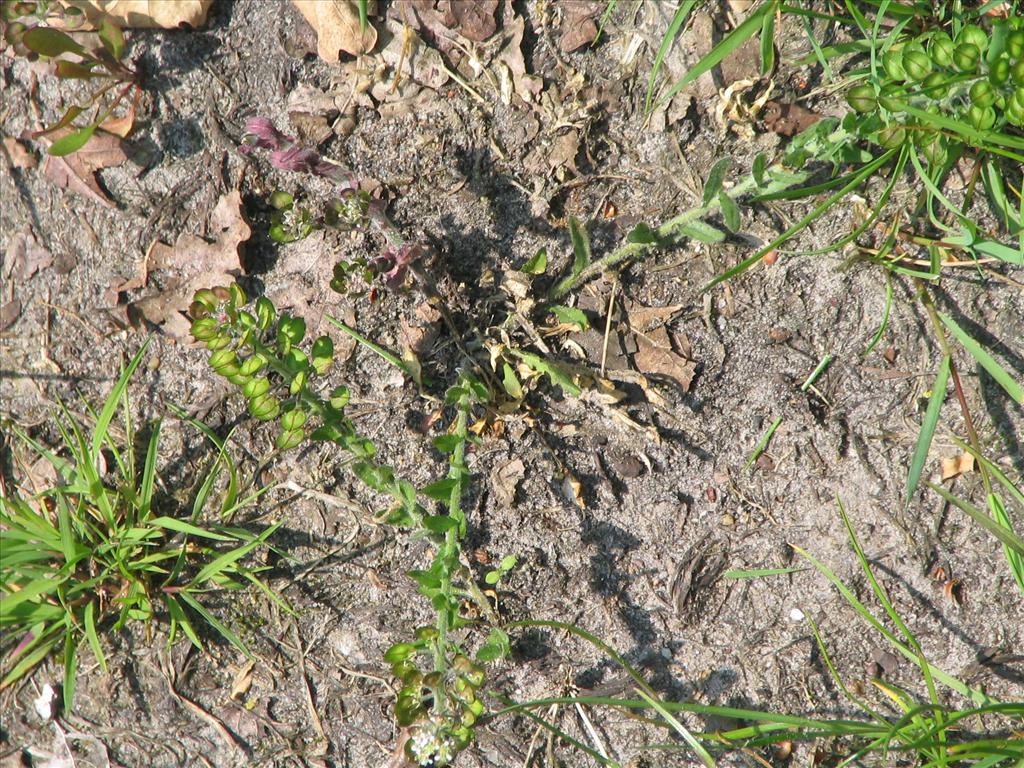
633 325 696 393
121 191 250 338
450 0 498 41
38 129 127 208
3 229 53 282
66 0 215 28
292 0 378 61
2 136 37 169
558 0 601 53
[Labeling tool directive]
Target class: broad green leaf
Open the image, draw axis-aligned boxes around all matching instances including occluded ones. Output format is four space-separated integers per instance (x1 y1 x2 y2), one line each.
568 217 591 280
508 349 581 397
719 191 741 232
421 478 458 501
703 157 730 205
550 305 589 331
97 19 124 61
422 515 458 534
22 27 85 57
626 222 657 244
521 248 548 275
501 362 523 400
905 356 950 507
48 124 96 157
760 9 775 75
939 312 1023 403
752 153 767 186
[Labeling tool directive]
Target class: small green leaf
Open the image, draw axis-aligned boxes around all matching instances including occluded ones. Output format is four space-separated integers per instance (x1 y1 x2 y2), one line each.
568 217 591 280
268 190 294 210
48 125 96 157
55 60 101 79
550 305 589 331
702 157 731 205
22 26 85 57
421 478 458 501
432 435 461 453
508 349 581 397
678 219 727 243
719 191 741 232
752 153 767 186
501 362 523 400
422 515 458 533
626 222 657 244
521 248 548 275
97 19 124 61
476 628 511 662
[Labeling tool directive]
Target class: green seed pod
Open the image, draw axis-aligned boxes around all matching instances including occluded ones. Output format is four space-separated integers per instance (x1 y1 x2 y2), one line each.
384 643 417 664
1012 59 1024 87
877 83 904 113
329 385 351 410
190 316 219 341
209 349 238 373
414 626 439 642
970 79 997 108
846 84 877 113
922 71 949 94
254 297 276 330
902 50 933 81
228 283 246 307
957 24 988 55
276 429 304 451
953 43 981 72
1008 29 1024 60
990 56 1011 86
877 125 906 149
249 393 280 421
281 407 308 432
242 376 270 399
289 370 307 397
882 49 907 80
394 698 425 727
967 104 997 130
205 333 231 351
191 288 220 313
239 356 266 376
921 137 946 165
929 32 955 69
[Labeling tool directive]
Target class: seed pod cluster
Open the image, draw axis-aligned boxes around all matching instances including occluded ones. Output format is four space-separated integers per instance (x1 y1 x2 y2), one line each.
845 15 1024 162
189 284 340 451
385 634 485 766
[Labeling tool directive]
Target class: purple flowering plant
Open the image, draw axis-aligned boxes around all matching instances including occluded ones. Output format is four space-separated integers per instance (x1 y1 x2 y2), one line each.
239 117 423 293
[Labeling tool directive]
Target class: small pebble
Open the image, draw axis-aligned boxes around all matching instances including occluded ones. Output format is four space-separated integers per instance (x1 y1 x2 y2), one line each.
788 608 805 622
720 512 735 527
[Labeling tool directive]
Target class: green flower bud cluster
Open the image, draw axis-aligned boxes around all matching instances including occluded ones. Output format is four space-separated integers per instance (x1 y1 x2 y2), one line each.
267 190 315 244
189 284 337 451
845 16 1024 162
385 636 485 766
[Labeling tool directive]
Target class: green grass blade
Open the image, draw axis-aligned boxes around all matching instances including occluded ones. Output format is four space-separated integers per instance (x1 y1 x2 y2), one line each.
863 271 893 357
62 627 77 713
905 356 950 508
637 688 716 768
90 339 150 460
83 599 107 673
149 516 235 541
138 419 161 521
327 316 420 382
926 482 1024 558
938 313 1023 404
189 522 280 586
645 0 699 116
654 1 776 113
724 566 806 579
179 591 249 657
988 493 1024 594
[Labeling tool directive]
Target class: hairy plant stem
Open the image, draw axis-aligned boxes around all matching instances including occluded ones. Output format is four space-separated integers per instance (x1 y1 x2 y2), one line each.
431 393 471 719
549 162 813 299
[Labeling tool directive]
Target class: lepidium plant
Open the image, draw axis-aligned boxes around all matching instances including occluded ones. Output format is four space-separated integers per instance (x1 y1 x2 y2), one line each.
0 340 282 713
189 285 511 766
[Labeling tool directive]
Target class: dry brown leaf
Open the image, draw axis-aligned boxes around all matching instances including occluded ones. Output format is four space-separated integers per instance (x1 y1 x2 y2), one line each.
491 458 525 507
633 326 696 392
292 0 378 61
378 21 449 91
558 0 600 53
450 0 498 41
2 136 37 169
3 229 53 282
121 190 250 337
941 452 975 481
0 299 22 331
38 129 127 208
625 301 683 333
68 0 215 28
229 660 256 702
493 12 542 103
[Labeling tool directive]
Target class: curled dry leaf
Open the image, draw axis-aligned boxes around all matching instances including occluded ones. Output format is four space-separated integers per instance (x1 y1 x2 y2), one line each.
558 0 601 53
2 136 37 169
449 0 498 42
67 0 215 28
941 452 975 481
115 191 250 337
292 0 378 61
633 325 697 393
37 129 127 208
491 458 525 507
